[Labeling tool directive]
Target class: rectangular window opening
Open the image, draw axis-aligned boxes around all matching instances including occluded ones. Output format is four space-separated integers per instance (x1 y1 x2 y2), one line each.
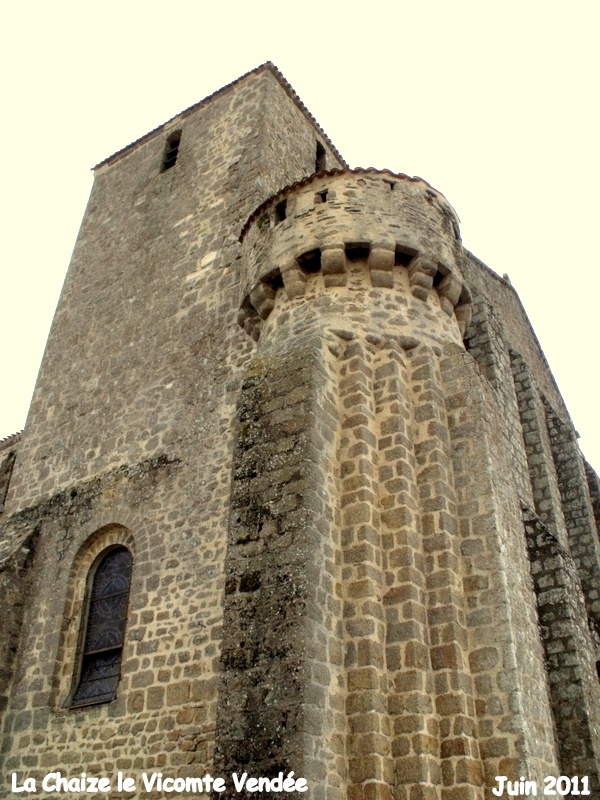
275 199 287 222
315 141 327 172
161 131 181 172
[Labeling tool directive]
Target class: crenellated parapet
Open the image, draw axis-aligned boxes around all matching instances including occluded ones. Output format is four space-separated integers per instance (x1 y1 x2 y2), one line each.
238 169 472 341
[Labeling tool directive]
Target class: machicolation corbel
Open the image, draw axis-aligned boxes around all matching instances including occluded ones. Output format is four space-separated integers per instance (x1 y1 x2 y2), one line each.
238 169 472 343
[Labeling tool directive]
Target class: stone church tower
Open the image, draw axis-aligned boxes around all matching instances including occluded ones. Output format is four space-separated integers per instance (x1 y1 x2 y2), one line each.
1 63 599 800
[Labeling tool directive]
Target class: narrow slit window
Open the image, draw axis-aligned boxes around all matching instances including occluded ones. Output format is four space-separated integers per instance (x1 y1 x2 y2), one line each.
275 199 287 222
161 131 181 172
315 190 328 204
70 546 133 707
315 141 326 172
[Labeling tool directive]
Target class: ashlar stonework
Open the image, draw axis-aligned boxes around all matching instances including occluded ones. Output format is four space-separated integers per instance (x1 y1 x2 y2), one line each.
0 63 599 800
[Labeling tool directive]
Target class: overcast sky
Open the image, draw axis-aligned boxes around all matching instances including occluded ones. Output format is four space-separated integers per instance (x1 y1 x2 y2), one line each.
1 1 598 471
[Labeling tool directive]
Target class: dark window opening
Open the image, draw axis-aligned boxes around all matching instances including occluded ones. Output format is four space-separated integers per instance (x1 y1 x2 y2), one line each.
275 200 287 222
315 141 326 172
297 249 321 274
315 190 328 204
596 660 600 680
70 546 133 708
433 268 447 288
395 248 416 267
345 244 370 262
384 179 397 191
263 267 284 292
161 131 181 172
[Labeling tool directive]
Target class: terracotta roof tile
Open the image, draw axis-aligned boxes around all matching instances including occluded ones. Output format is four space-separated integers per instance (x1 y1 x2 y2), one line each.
0 431 22 453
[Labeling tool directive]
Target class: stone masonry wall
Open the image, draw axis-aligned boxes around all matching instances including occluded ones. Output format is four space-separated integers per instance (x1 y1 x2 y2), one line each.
1 65 598 800
232 168 564 798
5 68 342 515
462 297 532 505
215 337 342 800
462 253 568 419
586 462 600 540
441 349 559 797
0 530 37 718
510 353 569 548
0 66 344 796
523 509 600 790
545 406 600 628
0 435 19 513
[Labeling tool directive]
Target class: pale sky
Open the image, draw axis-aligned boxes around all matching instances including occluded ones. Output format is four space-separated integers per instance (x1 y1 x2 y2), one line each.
1 1 599 472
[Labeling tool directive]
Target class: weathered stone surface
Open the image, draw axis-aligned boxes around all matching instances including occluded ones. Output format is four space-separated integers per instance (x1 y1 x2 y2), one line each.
1 63 599 800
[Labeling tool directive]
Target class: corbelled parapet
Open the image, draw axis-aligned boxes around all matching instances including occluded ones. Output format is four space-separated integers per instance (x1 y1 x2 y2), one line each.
238 169 472 342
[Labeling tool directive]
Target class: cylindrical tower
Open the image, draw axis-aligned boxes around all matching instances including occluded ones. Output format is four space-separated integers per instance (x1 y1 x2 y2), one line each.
215 170 559 800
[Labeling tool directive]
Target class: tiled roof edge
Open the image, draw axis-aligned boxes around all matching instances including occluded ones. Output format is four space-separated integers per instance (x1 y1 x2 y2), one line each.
0 431 22 453
93 62 347 171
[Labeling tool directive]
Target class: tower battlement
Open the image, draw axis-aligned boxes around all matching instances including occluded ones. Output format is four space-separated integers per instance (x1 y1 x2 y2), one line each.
238 170 472 343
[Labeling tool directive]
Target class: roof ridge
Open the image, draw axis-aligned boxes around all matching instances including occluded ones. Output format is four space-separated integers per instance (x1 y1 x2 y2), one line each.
93 62 346 170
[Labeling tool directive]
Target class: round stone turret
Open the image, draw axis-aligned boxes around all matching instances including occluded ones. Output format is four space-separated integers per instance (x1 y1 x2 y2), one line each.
238 169 472 343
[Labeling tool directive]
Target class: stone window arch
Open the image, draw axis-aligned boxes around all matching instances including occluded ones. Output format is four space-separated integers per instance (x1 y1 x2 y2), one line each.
51 524 135 710
69 545 133 707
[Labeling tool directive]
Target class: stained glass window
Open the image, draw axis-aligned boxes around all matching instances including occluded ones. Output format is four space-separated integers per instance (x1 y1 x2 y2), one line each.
70 546 132 707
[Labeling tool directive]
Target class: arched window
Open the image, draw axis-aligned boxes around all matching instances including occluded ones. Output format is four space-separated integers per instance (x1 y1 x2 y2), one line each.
70 546 133 708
